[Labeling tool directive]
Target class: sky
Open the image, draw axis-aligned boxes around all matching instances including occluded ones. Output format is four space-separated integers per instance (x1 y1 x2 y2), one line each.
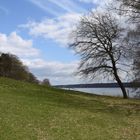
0 0 113 85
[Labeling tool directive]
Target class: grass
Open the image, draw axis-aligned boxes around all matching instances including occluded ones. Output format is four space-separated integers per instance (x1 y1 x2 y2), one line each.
0 77 140 140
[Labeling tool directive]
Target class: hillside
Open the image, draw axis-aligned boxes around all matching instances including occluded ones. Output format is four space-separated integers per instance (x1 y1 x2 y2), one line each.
0 78 140 140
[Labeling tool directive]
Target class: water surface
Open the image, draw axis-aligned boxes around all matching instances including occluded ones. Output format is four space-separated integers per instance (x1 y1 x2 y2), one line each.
66 88 136 98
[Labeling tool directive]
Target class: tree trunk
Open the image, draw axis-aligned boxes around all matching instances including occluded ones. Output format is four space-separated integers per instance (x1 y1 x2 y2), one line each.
110 54 128 99
114 72 128 99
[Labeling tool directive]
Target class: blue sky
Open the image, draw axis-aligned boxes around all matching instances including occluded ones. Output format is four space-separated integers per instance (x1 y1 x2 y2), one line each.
0 0 109 84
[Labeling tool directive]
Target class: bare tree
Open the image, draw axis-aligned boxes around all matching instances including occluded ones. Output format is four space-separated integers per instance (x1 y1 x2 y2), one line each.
114 0 140 89
113 0 140 23
70 12 128 99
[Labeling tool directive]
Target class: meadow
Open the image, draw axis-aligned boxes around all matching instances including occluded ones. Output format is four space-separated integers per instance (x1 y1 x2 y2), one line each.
0 78 140 140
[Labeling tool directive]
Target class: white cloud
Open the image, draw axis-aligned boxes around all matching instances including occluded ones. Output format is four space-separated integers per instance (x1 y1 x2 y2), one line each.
28 0 60 16
22 58 107 85
0 32 40 57
22 58 83 85
79 0 98 4
79 0 115 14
79 0 112 5
21 0 117 46
28 0 86 16
0 31 82 85
20 12 81 45
48 0 86 13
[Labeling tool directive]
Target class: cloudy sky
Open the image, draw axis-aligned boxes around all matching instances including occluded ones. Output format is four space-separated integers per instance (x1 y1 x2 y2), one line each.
0 0 112 85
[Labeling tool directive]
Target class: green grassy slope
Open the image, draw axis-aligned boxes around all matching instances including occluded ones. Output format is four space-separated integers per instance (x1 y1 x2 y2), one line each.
0 77 140 140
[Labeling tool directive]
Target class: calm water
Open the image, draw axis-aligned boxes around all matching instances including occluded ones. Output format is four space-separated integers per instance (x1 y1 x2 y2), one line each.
65 88 136 98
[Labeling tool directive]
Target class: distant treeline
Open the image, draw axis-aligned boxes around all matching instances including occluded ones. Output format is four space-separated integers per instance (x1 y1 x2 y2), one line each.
0 53 50 85
54 83 140 89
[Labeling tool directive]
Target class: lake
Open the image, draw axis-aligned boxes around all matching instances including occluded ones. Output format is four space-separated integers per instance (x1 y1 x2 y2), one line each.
65 88 137 98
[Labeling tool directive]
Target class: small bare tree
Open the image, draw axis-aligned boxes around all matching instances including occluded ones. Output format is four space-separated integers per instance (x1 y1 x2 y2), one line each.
70 12 128 99
42 78 51 86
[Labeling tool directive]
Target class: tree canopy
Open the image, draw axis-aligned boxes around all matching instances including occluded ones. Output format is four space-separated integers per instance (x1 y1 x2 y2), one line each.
0 53 38 84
